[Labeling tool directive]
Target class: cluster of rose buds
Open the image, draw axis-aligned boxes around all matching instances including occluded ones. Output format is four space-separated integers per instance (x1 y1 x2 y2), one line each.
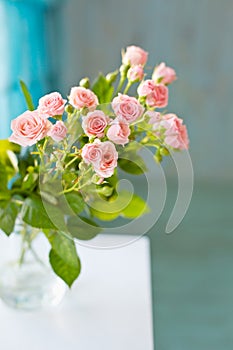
9 45 189 179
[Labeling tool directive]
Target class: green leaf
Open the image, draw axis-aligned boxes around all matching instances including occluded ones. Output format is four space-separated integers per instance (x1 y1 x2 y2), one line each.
17 146 37 177
0 192 11 201
118 156 147 175
0 141 20 180
118 142 147 175
45 230 79 266
0 162 8 191
21 194 65 230
39 179 62 206
87 190 133 216
67 216 101 240
106 171 118 187
19 80 35 111
64 192 85 215
90 207 120 221
21 172 38 191
44 230 81 287
49 248 81 288
96 185 114 197
121 192 150 219
92 74 114 103
0 198 20 235
6 150 19 172
40 191 58 206
91 190 149 219
0 140 21 162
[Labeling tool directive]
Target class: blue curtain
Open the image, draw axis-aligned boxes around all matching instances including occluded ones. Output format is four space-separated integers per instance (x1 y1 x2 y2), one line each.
0 0 62 139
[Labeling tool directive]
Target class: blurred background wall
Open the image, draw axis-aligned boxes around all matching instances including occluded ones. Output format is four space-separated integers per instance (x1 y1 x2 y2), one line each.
57 0 233 183
1 0 232 182
0 1 233 349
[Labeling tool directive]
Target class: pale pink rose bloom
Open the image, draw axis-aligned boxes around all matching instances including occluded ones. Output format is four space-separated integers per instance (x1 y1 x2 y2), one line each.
147 111 162 130
82 141 103 166
47 121 67 142
9 110 52 147
152 62 177 85
82 140 118 178
137 79 155 97
69 87 99 110
38 92 67 117
107 118 131 145
112 94 144 123
146 84 169 108
82 110 109 138
122 45 148 66
95 141 118 178
127 65 144 82
161 114 189 150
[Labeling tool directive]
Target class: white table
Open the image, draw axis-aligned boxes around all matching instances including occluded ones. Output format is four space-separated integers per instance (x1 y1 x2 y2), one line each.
0 234 154 350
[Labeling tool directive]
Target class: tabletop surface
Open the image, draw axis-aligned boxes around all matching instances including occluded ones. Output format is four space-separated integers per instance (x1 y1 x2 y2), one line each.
0 234 154 350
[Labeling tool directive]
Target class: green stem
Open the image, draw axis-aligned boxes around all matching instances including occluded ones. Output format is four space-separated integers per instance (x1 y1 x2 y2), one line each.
60 166 93 195
65 154 80 169
115 75 126 95
123 81 132 94
42 138 48 152
61 182 80 195
18 245 27 266
29 246 47 267
76 179 92 191
17 221 44 267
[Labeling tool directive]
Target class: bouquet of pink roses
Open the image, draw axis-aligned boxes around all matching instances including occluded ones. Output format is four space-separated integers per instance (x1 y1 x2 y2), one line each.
0 45 189 287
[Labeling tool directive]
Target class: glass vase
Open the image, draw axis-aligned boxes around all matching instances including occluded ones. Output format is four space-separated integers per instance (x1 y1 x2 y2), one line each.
0 217 67 310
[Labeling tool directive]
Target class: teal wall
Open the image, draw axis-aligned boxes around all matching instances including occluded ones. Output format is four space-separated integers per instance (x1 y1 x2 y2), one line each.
57 0 233 182
0 0 62 139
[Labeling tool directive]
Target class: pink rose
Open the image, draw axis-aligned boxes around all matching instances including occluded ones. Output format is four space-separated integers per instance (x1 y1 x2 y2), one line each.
147 111 162 129
137 81 169 108
107 118 130 145
9 110 51 147
47 121 67 142
38 92 66 117
95 141 118 178
82 110 109 138
69 87 99 110
152 62 177 85
161 114 189 150
122 45 148 66
127 65 144 82
82 141 103 166
137 79 155 97
82 140 118 178
146 84 169 108
112 94 144 123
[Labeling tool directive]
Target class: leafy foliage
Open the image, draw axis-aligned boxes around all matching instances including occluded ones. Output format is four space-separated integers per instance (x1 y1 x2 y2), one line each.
67 216 101 240
20 80 35 111
118 142 147 175
45 230 81 287
92 74 114 104
0 197 21 235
